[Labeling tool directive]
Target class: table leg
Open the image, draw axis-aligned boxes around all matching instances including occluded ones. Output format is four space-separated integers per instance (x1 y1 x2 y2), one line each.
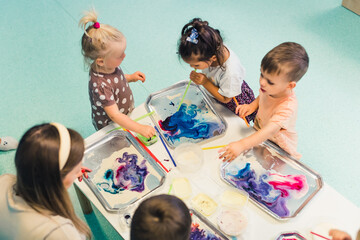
74 184 93 214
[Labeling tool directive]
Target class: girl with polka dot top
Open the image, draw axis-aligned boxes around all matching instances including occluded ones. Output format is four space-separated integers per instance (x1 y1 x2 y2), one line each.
79 9 155 138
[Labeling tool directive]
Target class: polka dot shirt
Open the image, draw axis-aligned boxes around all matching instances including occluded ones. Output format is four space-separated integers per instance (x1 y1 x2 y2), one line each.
89 67 134 130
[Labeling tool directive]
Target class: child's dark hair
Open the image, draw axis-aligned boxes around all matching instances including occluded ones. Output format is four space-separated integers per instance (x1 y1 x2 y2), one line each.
261 42 309 82
130 194 191 240
178 18 226 68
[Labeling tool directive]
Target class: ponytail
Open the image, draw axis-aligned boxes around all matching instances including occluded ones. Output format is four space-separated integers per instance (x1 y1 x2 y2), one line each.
79 9 125 69
78 9 99 37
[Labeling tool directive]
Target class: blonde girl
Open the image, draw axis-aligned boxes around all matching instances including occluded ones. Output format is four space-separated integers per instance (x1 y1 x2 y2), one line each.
79 9 155 138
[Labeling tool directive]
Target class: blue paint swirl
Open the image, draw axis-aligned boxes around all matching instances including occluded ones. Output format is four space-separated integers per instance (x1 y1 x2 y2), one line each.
159 103 223 144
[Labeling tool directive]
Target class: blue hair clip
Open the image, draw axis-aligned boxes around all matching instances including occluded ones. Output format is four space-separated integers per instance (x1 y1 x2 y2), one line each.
186 28 199 44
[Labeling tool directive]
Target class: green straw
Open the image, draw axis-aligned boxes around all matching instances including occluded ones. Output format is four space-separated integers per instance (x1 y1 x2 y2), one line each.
134 110 155 122
167 184 173 194
106 111 155 134
177 80 192 111
177 69 197 111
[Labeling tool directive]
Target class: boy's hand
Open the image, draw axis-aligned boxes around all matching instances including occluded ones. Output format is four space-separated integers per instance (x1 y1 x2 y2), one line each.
128 71 146 83
190 71 208 85
138 125 156 139
218 141 245 162
329 229 352 240
235 103 256 118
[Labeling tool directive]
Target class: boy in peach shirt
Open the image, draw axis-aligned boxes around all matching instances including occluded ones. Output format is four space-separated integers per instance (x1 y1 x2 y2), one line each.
220 42 309 161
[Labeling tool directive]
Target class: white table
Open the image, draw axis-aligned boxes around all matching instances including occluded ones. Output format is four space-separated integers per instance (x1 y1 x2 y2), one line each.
74 102 360 240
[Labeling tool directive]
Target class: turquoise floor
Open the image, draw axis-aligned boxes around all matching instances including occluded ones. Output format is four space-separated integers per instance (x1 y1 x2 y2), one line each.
1 0 359 239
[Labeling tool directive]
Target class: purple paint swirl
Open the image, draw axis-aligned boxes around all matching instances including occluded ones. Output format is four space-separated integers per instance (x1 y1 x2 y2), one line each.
97 152 149 194
227 163 308 217
190 223 222 240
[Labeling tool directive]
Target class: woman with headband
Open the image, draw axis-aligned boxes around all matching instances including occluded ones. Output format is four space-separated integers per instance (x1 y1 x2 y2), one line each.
0 123 92 239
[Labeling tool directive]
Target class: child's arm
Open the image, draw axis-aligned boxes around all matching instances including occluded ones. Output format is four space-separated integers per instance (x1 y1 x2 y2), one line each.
125 71 146 83
235 97 259 117
219 121 281 162
329 229 352 240
104 104 155 138
190 71 231 103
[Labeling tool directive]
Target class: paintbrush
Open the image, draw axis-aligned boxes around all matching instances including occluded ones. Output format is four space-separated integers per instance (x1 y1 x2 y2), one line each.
233 97 250 127
155 126 177 167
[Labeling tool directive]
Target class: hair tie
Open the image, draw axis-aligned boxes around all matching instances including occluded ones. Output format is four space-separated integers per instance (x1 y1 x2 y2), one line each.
93 22 100 29
186 28 198 44
50 123 71 170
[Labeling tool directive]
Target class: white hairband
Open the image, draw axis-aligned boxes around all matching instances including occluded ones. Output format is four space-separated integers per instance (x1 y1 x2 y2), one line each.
50 123 71 170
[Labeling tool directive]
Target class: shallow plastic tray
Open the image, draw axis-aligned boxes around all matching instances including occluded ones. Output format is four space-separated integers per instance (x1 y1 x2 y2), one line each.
145 80 227 148
220 141 323 220
190 209 229 240
83 130 166 212
276 231 307 240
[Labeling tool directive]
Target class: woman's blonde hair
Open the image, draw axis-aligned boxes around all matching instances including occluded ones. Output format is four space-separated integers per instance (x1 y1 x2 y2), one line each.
15 124 91 239
79 9 125 69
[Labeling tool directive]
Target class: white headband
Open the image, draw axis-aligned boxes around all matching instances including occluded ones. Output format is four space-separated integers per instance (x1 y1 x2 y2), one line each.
50 123 71 170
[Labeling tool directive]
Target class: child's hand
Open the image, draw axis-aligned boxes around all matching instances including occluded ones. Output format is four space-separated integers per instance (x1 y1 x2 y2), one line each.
218 141 245 162
329 229 352 240
78 166 92 182
235 103 255 118
138 125 156 139
127 71 146 83
190 71 208 85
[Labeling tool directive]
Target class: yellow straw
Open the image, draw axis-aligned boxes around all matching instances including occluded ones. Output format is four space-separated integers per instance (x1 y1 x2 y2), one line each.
202 145 227 150
233 97 250 127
